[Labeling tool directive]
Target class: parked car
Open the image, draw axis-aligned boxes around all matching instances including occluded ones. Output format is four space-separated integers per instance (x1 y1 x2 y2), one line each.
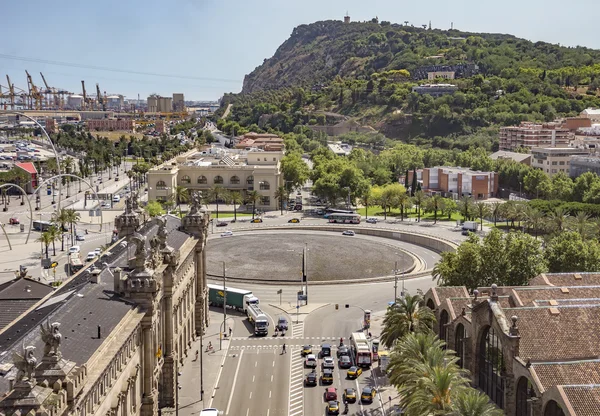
342 230 355 236
216 221 228 227
94 248 102 256
8 217 19 225
366 218 378 224
220 230 233 237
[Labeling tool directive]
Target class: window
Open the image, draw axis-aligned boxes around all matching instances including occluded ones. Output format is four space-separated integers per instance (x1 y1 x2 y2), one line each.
264 157 267 161
273 157 276 161
439 309 449 347
544 401 566 416
214 175 223 184
230 176 240 185
260 196 270 205
156 180 167 190
559 161 565 165
478 326 505 409
180 175 190 184
260 181 270 190
516 377 536 416
455 324 465 368
551 161 557 165
552 169 557 173
197 176 207 184
246 176 254 185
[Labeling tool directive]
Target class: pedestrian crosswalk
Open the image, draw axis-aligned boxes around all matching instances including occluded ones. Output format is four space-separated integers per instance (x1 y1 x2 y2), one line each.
288 345 304 416
291 322 304 338
231 335 341 341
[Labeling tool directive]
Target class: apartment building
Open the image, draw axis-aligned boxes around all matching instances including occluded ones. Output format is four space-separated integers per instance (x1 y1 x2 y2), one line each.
148 147 284 210
411 166 498 200
531 147 588 176
87 118 134 132
499 122 571 151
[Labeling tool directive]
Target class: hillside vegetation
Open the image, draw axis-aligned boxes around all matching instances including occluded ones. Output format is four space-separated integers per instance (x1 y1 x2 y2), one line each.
221 19 600 145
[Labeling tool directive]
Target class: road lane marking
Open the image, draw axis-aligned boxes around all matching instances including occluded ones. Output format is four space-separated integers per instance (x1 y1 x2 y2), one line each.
245 409 249 416
269 390 272 398
267 410 270 416
225 349 244 415
272 360 275 367
249 392 252 399
252 375 255 382
255 361 257 367
271 375 273 382
208 333 232 408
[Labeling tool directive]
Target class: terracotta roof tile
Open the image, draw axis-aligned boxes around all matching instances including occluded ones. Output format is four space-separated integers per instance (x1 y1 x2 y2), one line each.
514 287 600 307
529 273 600 287
433 287 469 302
562 386 600 416
532 361 600 390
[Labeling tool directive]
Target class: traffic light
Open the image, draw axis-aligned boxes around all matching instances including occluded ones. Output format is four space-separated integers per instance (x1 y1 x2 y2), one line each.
345 304 349 308
335 304 339 310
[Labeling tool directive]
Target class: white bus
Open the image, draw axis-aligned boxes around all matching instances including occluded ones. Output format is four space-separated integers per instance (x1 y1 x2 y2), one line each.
328 213 361 224
351 332 372 368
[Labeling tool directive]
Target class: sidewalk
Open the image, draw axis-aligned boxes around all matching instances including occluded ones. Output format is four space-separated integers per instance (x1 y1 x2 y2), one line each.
268 302 330 324
175 310 233 416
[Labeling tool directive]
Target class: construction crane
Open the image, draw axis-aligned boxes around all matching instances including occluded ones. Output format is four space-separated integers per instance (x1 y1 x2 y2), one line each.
40 72 57 109
81 80 93 110
6 75 27 110
25 70 43 110
96 83 106 111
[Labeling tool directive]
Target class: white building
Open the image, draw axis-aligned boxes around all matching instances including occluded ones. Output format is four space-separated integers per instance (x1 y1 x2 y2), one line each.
531 147 588 176
580 108 600 122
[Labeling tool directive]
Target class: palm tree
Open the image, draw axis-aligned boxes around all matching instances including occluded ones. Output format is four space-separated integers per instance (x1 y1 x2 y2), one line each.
458 196 473 222
274 185 287 215
61 156 74 197
404 365 469 416
490 201 503 227
64 209 80 244
51 208 69 251
569 211 595 239
413 190 425 222
359 188 372 219
48 225 60 256
174 186 190 217
209 185 226 220
547 206 570 233
380 294 435 349
246 190 260 220
475 201 490 229
425 194 444 224
524 207 545 238
229 191 244 222
449 390 504 416
397 192 410 221
37 231 53 259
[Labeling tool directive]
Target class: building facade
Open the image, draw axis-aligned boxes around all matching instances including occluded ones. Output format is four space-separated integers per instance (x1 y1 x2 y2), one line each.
172 94 185 112
411 166 498 200
148 148 284 211
580 108 600 122
0 195 210 416
87 119 134 132
147 96 173 113
411 83 458 97
499 123 571 151
427 71 456 80
531 147 588 177
425 273 600 416
569 156 600 178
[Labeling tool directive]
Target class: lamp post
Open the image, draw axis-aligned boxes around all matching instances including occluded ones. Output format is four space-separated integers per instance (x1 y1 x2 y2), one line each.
393 260 405 301
303 243 309 305
221 261 227 350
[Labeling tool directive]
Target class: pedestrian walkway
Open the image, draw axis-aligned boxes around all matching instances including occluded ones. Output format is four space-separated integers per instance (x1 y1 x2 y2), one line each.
288 349 304 416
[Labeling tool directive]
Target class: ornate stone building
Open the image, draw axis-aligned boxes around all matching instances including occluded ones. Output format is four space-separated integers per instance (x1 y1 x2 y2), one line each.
425 273 600 416
0 192 209 415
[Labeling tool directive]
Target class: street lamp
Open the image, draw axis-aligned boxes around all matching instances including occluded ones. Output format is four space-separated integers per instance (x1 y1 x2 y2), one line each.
393 260 405 301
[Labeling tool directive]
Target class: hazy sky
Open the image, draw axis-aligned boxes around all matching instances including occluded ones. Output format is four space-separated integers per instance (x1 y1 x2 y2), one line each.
2 0 598 101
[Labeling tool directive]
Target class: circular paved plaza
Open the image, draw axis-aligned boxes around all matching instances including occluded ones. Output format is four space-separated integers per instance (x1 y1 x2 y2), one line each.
206 232 413 282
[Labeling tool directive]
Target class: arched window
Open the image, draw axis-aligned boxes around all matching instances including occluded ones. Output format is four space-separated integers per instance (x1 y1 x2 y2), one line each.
439 309 449 346
246 175 254 185
478 326 505 409
544 400 566 416
180 175 190 184
230 176 240 185
214 175 223 184
260 181 270 190
427 299 435 310
197 176 207 184
516 377 536 416
156 180 166 190
455 324 465 368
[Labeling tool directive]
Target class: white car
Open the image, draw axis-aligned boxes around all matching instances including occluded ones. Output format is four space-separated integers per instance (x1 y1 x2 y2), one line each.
220 230 233 238
366 218 378 224
199 409 219 416
85 252 97 262
76 232 85 241
305 354 317 368
68 245 81 254
94 248 102 256
342 230 355 236
322 356 335 370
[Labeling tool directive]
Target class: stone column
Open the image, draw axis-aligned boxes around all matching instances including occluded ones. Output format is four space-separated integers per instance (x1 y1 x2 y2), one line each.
504 374 517 416
195 245 206 336
161 296 175 407
140 326 155 416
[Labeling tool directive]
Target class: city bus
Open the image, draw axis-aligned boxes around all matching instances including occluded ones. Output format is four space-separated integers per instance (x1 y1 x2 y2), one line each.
324 208 355 218
351 332 372 368
328 213 361 224
68 253 84 274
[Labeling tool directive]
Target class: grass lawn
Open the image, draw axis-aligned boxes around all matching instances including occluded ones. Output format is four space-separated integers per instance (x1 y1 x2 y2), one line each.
93 131 144 141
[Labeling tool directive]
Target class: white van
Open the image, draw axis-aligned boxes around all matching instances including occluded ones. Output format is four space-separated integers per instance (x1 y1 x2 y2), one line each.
199 409 219 416
113 195 121 203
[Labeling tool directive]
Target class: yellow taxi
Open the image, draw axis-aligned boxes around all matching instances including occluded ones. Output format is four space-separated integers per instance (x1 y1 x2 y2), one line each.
250 218 263 223
343 388 356 403
346 366 363 379
301 345 312 356
321 369 334 384
360 386 377 403
326 400 339 415
288 218 301 223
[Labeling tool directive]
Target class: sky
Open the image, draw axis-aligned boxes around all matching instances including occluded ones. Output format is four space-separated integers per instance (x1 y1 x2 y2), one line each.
2 0 599 101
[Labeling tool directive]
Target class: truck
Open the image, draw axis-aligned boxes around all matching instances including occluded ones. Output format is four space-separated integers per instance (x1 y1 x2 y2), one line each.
207 284 259 313
247 303 269 336
461 221 479 235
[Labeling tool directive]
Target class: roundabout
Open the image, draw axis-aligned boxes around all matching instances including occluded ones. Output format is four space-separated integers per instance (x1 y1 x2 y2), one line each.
205 226 452 284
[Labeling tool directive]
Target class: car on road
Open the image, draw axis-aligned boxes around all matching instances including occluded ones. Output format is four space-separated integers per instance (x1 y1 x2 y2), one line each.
324 387 338 401
320 343 332 357
216 221 228 227
316 209 325 215
250 218 263 223
101 202 110 208
199 409 219 416
360 386 377 403
337 345 350 358
366 217 378 224
304 354 317 368
338 355 352 369
276 316 288 331
85 252 98 262
342 230 355 236
343 388 357 403
288 218 300 223
220 231 233 238
68 245 81 254
8 217 19 225
113 195 120 203
321 368 334 384
347 366 363 379
76 231 85 241
326 400 339 415
94 248 102 256
304 371 317 387
322 356 335 370
301 345 312 356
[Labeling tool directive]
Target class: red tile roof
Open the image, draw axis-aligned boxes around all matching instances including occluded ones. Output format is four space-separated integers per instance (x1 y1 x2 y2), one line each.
15 162 37 175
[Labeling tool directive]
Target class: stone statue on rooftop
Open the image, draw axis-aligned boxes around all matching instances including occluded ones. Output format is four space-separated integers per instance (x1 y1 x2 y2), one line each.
40 320 62 358
12 345 37 383
188 191 203 215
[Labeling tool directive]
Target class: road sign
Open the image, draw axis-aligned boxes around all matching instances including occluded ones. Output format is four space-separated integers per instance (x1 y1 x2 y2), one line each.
296 305 300 309
297 294 307 301
277 289 282 294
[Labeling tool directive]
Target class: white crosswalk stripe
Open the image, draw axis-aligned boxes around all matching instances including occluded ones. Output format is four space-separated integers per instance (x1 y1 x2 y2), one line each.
288 349 305 416
291 322 304 338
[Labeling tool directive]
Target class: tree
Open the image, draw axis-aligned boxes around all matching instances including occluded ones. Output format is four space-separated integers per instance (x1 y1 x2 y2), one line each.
413 190 425 222
457 197 474 221
397 191 411 221
246 190 260 220
209 185 226 220
37 231 53 259
523 169 549 198
573 172 600 202
174 185 190 217
64 209 80 244
51 208 69 251
380 294 435 349
411 168 418 196
490 201 503 227
569 211 596 240
48 225 60 257
449 390 504 416
425 194 444 224
228 191 244 221
274 185 287 215
475 201 490 229
281 152 310 191
546 206 570 233
524 207 545 238
145 200 165 218
441 198 457 220
546 231 600 272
